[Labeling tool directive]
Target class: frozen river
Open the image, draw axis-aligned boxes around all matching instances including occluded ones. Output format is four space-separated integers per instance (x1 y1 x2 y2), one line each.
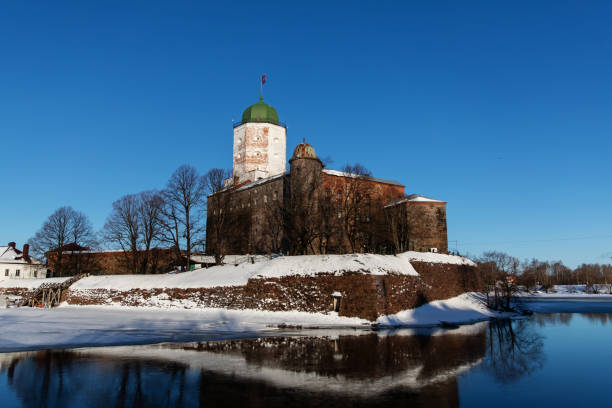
1 303 612 407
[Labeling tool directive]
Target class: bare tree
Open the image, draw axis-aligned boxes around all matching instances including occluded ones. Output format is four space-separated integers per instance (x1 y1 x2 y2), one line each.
103 194 141 273
28 206 97 276
477 251 521 310
336 164 372 253
384 199 423 254
158 197 183 267
203 168 230 194
161 165 207 271
260 197 285 254
102 191 165 274
203 168 232 264
138 190 164 272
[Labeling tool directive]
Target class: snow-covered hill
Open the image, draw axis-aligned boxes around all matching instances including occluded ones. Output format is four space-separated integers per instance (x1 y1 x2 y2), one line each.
69 251 474 291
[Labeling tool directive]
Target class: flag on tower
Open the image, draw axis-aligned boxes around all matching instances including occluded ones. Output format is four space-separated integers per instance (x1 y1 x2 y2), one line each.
261 74 267 85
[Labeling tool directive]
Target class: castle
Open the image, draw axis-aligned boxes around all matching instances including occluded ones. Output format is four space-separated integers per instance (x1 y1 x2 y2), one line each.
206 97 448 257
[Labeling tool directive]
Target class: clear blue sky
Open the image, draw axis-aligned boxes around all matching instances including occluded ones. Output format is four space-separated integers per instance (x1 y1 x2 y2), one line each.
1 1 611 267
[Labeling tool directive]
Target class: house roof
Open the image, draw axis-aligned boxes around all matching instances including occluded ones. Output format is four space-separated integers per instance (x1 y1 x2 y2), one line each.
322 169 404 187
233 171 288 192
384 194 446 208
0 246 43 265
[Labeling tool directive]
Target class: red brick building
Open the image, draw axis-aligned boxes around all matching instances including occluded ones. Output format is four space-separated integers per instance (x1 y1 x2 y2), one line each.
46 243 178 276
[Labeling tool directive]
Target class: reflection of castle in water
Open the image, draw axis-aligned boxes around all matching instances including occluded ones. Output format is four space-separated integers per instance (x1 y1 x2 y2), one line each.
0 319 552 408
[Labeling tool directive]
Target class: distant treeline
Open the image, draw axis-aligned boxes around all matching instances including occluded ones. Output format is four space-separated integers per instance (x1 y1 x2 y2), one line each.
476 250 612 288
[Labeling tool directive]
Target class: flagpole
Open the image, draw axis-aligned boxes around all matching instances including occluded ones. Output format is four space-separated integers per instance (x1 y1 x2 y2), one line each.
260 75 263 100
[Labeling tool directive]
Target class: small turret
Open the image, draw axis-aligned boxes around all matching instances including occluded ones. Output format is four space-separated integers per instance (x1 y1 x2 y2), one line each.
289 140 322 165
290 140 323 198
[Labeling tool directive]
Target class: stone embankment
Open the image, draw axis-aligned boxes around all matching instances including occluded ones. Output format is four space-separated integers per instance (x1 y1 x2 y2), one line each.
1 252 481 320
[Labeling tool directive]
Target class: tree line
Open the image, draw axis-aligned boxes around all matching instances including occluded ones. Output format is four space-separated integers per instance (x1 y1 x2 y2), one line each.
28 165 225 275
476 250 612 310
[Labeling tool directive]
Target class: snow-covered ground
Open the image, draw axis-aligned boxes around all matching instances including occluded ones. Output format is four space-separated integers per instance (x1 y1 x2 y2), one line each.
0 293 496 352
0 252 486 352
70 251 472 291
0 277 70 289
0 251 474 292
514 285 612 313
377 293 500 326
519 284 612 298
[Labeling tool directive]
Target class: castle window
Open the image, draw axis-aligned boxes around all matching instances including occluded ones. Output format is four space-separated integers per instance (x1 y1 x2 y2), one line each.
34 271 37 278
325 188 331 199
264 195 268 203
337 190 342 201
4 269 8 276
273 191 278 201
15 269 20 277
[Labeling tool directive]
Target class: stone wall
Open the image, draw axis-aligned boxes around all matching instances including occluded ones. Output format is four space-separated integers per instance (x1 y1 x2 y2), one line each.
46 248 177 276
404 203 448 253
63 263 481 321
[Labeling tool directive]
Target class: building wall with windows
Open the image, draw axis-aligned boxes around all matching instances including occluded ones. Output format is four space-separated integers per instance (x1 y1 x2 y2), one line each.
206 142 449 256
0 242 46 279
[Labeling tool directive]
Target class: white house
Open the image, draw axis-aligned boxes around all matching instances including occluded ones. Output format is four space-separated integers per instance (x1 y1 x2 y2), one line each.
0 242 46 279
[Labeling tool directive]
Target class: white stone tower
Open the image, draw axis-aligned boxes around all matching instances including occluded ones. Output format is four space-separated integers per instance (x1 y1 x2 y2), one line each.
232 96 287 184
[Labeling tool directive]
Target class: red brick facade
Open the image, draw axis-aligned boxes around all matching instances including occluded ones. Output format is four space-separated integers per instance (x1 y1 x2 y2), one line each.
206 148 448 256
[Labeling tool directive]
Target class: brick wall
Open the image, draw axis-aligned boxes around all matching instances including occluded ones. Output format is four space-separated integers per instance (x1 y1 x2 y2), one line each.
64 262 481 321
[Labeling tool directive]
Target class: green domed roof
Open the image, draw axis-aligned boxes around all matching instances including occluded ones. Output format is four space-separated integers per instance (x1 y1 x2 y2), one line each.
241 97 280 125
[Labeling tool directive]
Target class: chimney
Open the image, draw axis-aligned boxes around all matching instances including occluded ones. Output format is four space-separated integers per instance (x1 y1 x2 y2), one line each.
8 242 16 249
23 244 29 258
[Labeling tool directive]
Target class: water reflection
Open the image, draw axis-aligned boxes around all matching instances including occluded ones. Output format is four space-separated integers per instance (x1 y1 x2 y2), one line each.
531 312 612 327
482 319 545 383
0 319 552 407
532 312 575 327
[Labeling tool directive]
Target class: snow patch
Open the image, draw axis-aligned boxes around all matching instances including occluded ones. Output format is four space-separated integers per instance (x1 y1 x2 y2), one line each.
377 293 497 327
